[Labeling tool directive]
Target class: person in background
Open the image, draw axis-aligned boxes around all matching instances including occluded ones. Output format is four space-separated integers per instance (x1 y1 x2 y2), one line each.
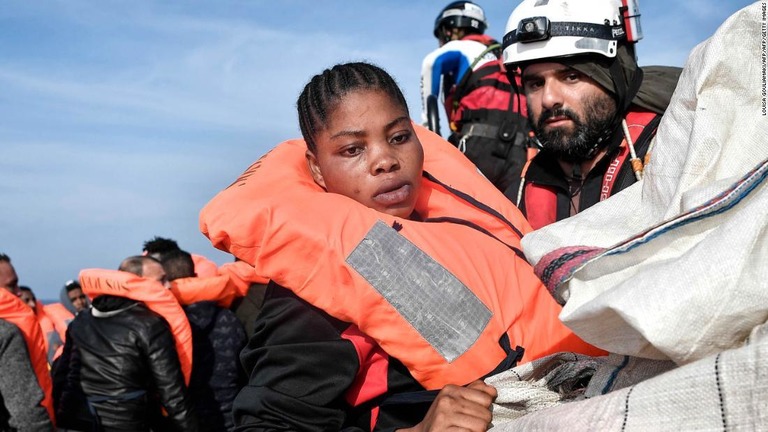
19 285 71 364
142 236 219 278
0 254 20 297
54 256 198 431
0 253 54 430
161 249 246 432
60 280 89 315
18 285 36 309
421 1 530 194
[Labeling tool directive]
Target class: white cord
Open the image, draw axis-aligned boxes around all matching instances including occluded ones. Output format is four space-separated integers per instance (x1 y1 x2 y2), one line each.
621 119 643 181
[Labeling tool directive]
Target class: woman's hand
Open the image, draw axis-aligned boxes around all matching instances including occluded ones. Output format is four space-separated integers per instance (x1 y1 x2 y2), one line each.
399 380 497 431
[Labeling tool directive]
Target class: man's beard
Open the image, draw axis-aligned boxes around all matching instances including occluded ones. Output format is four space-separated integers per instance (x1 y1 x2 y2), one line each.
530 93 617 163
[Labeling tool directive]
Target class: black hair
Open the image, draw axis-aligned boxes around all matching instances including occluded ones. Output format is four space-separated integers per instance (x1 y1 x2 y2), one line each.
142 236 180 258
0 253 10 264
18 285 33 296
159 249 195 282
297 62 409 153
64 280 81 293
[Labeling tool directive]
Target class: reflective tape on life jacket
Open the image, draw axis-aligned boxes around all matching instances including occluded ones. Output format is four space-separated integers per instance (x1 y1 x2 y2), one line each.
170 274 236 308
0 289 55 423
200 124 604 389
79 269 193 385
524 110 659 230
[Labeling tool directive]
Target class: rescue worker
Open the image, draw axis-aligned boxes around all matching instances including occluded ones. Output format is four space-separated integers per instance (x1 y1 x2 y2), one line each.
502 0 681 229
201 62 603 430
421 1 529 193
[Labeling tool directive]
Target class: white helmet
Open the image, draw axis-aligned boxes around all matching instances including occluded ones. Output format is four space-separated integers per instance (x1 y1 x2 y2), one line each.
502 0 642 67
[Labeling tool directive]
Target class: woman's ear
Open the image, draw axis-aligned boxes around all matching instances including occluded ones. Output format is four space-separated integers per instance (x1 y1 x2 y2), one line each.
305 150 327 189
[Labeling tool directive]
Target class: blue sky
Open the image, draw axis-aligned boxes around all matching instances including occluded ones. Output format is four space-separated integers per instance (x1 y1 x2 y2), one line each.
0 0 754 300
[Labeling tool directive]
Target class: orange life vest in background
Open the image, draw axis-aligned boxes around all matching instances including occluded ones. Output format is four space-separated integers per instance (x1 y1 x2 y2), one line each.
191 254 219 278
79 269 193 385
170 274 236 308
200 125 604 389
0 289 55 423
32 302 73 363
217 260 269 298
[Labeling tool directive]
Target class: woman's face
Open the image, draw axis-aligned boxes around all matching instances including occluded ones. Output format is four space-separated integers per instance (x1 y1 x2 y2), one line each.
306 89 424 219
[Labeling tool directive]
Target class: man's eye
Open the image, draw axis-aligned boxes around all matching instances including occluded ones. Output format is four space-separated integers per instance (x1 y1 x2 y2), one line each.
524 80 542 91
565 73 580 82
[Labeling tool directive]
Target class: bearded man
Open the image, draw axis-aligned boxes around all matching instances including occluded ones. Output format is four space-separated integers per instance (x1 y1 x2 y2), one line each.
501 0 681 229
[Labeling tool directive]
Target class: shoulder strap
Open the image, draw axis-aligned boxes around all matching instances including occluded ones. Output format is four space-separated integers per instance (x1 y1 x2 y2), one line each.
452 44 502 113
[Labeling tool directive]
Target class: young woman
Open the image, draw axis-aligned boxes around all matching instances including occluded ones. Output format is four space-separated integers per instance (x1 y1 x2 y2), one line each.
200 62 603 431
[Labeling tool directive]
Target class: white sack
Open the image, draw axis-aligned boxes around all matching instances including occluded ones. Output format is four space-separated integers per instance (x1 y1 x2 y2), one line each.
489 324 768 431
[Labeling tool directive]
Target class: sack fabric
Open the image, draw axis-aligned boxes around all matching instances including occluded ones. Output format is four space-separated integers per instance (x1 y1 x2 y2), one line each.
488 3 768 430
489 324 768 430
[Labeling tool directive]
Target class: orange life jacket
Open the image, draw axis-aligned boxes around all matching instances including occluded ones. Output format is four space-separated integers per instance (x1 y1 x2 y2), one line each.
170 274 236 308
32 302 72 361
200 124 604 390
0 289 55 423
79 269 193 385
217 260 269 298
524 110 659 230
191 254 219 278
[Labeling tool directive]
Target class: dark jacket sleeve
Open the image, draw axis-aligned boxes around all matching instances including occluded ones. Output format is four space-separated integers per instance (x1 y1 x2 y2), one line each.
233 283 360 431
0 319 53 431
211 306 247 431
143 318 199 432
52 326 92 430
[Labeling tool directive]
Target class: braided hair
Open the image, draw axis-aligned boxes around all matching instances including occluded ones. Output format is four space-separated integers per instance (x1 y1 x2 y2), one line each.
297 62 409 153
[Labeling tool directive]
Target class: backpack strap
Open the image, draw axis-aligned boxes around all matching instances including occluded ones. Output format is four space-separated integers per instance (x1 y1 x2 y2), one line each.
451 43 501 114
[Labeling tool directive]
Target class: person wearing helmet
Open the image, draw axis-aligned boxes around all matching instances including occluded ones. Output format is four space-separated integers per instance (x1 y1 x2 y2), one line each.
421 1 530 194
502 0 681 229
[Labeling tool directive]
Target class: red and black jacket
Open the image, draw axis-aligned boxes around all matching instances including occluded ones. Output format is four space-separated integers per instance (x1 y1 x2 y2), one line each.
519 109 661 229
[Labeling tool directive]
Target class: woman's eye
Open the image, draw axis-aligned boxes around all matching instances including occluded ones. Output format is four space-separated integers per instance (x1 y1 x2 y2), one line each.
391 132 410 144
341 146 363 156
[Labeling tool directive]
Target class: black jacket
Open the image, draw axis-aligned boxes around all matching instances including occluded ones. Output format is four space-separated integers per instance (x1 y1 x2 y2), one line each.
184 301 246 432
53 296 198 431
510 110 661 221
233 283 432 431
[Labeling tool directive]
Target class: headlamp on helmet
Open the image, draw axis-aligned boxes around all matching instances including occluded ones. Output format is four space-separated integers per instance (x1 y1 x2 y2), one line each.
516 17 551 43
